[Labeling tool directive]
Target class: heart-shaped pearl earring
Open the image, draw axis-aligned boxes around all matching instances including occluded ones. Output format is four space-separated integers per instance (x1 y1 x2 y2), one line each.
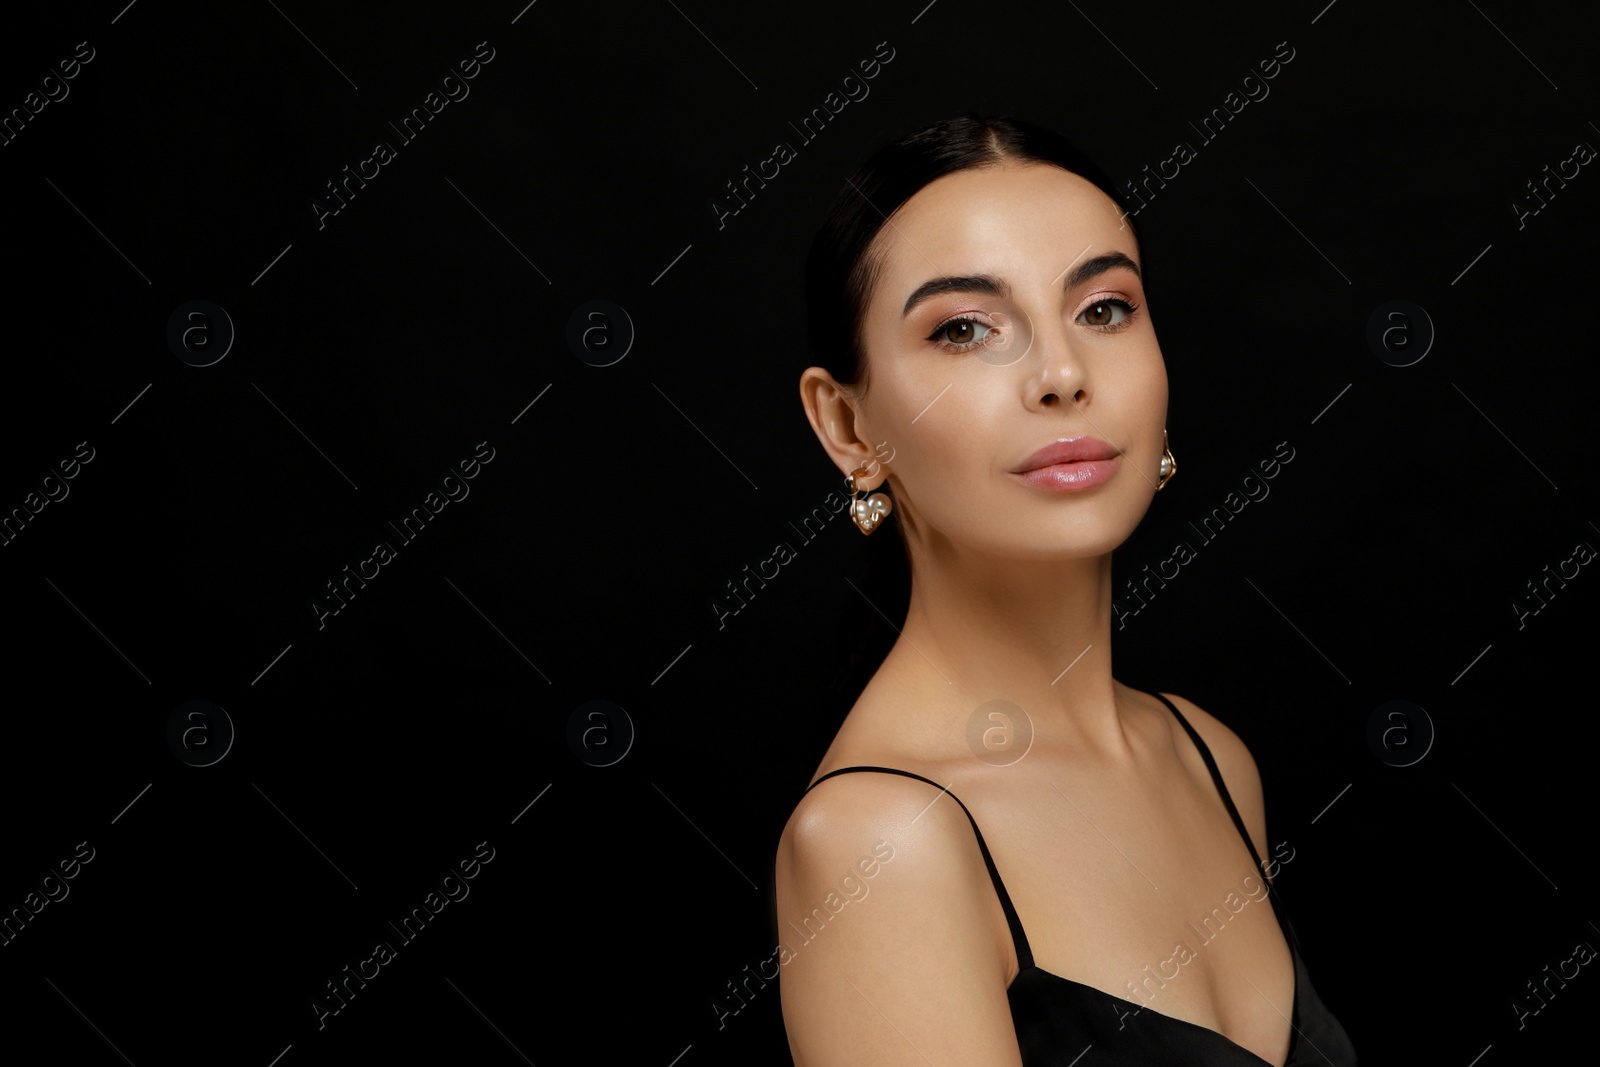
847 466 893 535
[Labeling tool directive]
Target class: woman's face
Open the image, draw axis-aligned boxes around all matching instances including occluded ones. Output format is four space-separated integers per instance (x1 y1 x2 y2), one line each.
849 160 1167 562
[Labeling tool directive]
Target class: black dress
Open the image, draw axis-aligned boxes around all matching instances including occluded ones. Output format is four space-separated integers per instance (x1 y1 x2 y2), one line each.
800 693 1358 1065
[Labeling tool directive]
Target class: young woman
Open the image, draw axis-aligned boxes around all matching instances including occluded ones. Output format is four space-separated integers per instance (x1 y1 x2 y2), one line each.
774 114 1357 1066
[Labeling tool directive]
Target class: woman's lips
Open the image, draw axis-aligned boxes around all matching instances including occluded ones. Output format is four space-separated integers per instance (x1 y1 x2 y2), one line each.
1011 435 1119 471
1010 455 1120 491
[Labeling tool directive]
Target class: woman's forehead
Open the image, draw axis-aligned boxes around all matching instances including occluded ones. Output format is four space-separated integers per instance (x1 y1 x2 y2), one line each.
866 164 1138 306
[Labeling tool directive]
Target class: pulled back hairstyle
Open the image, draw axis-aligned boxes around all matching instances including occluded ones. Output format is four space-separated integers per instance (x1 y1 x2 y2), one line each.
802 113 1145 746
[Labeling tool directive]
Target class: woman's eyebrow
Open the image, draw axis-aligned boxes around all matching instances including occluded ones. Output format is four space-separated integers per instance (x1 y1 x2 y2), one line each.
901 274 1005 318
901 251 1141 319
1061 251 1141 290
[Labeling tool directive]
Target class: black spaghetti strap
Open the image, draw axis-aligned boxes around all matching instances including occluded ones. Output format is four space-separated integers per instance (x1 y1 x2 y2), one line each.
804 766 1035 971
1153 693 1268 877
1155 693 1314 1010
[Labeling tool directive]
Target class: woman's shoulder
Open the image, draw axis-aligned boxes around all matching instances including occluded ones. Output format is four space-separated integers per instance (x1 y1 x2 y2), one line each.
1151 690 1258 771
776 750 996 907
773 767 1024 1064
1149 688 1269 860
779 760 974 867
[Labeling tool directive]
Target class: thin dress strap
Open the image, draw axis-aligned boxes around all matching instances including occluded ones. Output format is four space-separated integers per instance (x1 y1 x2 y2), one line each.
804 766 1035 971
1153 691 1310 1031
1153 693 1267 876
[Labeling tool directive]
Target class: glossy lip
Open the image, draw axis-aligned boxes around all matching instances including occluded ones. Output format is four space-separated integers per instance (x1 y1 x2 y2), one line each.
1010 435 1120 473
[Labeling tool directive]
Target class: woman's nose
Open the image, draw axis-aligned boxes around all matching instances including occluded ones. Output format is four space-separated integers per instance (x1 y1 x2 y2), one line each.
1020 310 1089 409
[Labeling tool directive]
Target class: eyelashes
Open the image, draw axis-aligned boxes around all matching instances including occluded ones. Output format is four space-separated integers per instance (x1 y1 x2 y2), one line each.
926 298 1141 353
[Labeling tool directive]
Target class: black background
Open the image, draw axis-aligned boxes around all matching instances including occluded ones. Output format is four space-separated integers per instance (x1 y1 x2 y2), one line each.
2 1 1597 1063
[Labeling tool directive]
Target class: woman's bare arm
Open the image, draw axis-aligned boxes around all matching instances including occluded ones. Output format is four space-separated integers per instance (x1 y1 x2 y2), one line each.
775 772 1025 1067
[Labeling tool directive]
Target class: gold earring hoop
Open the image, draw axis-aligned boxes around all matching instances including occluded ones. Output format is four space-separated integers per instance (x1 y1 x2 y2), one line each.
846 467 893 535
1156 430 1176 492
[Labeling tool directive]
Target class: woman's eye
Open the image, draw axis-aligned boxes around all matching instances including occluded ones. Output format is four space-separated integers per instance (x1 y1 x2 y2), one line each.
930 316 992 349
1077 299 1133 328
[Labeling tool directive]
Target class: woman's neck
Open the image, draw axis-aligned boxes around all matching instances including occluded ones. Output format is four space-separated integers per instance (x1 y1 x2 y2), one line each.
868 547 1131 759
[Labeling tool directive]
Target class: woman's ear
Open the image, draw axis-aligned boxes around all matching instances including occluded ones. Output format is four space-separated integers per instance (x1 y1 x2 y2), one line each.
798 367 880 480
